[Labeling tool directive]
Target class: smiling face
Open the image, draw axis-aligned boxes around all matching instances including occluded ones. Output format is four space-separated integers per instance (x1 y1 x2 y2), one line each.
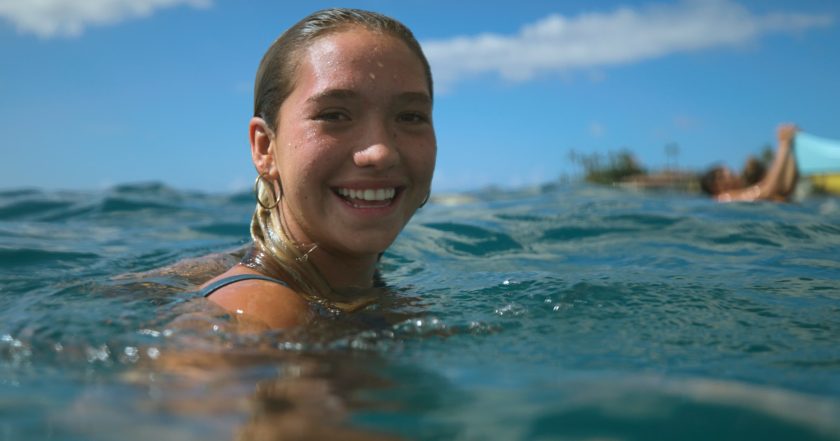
268 27 436 261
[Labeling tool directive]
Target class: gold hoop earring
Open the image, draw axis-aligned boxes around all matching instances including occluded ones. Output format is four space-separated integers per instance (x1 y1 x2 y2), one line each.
419 191 430 208
254 172 281 210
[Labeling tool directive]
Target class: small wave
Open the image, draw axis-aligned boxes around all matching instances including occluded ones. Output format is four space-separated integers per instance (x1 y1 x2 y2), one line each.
108 182 182 196
0 247 99 268
537 213 683 243
95 182 196 214
0 189 98 222
710 232 782 247
807 223 840 235
0 200 77 221
453 374 840 441
227 190 255 204
606 213 683 228
423 222 522 256
0 188 41 198
541 225 631 241
98 197 180 213
191 222 249 237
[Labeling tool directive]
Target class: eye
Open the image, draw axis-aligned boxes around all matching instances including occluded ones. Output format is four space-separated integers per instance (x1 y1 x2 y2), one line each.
396 112 430 124
314 110 351 122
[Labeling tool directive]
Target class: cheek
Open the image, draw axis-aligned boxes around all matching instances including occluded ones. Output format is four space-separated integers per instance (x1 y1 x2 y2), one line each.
411 144 437 181
279 141 340 193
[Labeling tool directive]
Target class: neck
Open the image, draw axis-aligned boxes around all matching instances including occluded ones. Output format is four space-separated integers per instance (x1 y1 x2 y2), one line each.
309 248 379 291
276 203 380 291
308 249 384 313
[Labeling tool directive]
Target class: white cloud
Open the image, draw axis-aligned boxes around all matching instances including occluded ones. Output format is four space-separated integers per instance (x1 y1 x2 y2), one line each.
0 0 211 38
422 0 833 88
673 114 700 130
589 122 606 138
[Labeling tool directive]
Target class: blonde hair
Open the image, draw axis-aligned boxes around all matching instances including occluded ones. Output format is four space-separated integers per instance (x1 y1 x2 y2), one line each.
250 179 332 298
248 9 432 303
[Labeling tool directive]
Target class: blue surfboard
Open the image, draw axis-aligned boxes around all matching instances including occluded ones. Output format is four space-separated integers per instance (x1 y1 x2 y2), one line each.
795 132 840 176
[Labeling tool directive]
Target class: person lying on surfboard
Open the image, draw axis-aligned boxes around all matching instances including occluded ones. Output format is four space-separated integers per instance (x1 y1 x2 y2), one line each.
700 124 798 202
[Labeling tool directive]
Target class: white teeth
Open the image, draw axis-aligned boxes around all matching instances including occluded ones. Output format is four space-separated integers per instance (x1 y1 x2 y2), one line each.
337 187 396 201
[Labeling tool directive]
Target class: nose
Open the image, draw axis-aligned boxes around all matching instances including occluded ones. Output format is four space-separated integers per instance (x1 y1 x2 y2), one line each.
353 120 400 170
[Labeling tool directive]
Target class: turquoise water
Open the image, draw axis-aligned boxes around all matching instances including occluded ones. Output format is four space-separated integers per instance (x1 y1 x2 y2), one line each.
1 182 839 440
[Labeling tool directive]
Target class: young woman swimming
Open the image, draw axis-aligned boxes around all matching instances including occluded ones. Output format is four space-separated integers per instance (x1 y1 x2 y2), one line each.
199 9 436 329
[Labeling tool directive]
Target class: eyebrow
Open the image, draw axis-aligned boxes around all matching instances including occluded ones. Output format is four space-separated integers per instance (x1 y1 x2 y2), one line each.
306 89 358 104
395 92 433 106
305 89 432 105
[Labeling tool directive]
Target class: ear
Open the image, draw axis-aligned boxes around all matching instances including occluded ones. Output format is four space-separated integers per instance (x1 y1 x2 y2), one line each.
249 117 278 179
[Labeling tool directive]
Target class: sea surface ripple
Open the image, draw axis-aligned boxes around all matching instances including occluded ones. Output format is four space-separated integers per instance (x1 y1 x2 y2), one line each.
1 182 839 440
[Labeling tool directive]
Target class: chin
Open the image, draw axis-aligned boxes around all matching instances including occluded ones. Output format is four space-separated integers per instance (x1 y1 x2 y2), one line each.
332 232 399 257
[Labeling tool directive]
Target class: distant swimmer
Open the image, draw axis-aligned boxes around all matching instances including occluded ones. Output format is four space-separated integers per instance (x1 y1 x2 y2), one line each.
700 124 798 202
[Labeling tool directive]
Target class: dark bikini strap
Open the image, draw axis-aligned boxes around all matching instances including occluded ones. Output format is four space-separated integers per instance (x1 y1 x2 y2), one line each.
200 274 288 298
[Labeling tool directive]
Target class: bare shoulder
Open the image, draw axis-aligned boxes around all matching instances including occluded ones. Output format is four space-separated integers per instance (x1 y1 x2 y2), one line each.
201 266 311 329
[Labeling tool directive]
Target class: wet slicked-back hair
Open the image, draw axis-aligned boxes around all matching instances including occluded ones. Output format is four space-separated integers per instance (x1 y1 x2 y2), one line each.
699 166 726 195
253 8 433 132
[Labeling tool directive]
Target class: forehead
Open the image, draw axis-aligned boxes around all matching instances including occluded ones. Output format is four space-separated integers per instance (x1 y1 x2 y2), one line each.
291 27 429 96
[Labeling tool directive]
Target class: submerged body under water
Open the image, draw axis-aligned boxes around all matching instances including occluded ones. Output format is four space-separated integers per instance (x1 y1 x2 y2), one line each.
1 182 839 440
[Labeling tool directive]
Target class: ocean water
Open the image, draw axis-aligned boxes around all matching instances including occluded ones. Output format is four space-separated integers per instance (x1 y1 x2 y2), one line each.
1 182 839 441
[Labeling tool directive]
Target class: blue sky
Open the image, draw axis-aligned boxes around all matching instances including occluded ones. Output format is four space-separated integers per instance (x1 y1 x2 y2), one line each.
1 0 838 193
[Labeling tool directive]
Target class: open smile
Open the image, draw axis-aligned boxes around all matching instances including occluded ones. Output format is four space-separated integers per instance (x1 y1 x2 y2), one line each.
334 187 402 208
